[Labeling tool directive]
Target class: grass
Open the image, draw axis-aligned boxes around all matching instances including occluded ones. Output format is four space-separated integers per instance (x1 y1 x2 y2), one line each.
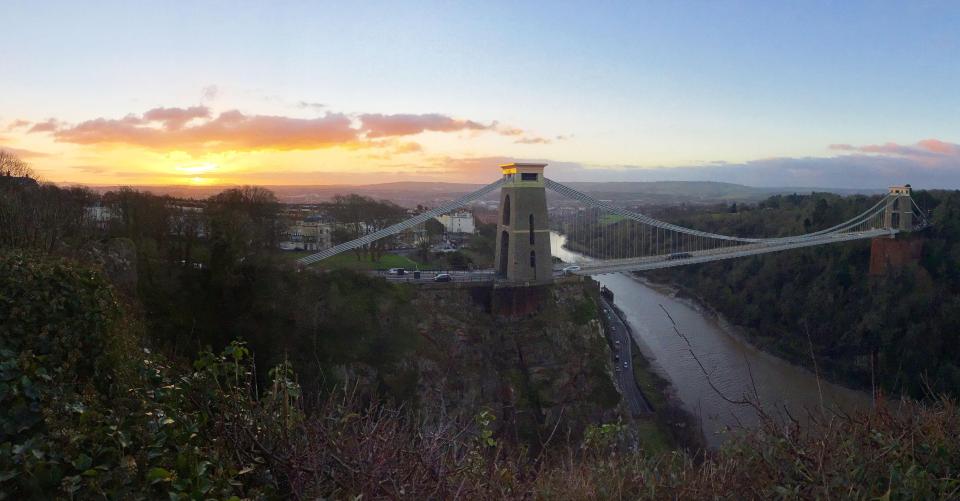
284 251 421 271
630 339 668 410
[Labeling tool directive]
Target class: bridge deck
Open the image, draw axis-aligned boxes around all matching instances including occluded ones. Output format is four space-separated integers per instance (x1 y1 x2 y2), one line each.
574 229 896 275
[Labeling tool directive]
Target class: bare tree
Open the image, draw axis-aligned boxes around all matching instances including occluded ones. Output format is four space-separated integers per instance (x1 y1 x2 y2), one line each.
0 150 36 178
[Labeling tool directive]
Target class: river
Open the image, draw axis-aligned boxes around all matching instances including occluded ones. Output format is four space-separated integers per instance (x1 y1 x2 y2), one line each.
551 232 872 447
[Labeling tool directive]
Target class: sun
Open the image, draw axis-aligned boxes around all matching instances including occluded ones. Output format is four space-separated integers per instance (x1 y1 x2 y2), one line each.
189 176 212 185
176 162 218 175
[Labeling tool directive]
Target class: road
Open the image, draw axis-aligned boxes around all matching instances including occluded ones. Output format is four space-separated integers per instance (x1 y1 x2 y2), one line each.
599 296 653 416
373 269 497 283
373 267 579 284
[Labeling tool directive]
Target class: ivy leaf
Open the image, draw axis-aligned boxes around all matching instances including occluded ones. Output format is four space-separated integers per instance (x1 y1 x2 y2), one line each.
147 467 172 483
71 453 92 471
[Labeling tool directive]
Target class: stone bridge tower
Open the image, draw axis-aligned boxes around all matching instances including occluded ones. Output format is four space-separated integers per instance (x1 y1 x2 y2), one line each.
884 185 913 231
494 163 553 284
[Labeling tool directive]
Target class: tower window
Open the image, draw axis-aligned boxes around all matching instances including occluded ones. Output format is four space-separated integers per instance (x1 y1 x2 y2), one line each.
521 173 538 181
529 214 535 244
502 195 511 225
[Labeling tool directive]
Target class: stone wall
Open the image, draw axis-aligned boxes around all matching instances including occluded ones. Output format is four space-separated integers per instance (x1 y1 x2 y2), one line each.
869 237 923 276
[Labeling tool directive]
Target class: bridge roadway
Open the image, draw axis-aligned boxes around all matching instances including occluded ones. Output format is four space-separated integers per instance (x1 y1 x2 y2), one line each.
574 228 897 275
372 228 896 283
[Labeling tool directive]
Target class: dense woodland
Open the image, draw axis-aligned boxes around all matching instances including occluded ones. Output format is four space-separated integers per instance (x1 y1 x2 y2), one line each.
3 151 960 498
653 191 960 399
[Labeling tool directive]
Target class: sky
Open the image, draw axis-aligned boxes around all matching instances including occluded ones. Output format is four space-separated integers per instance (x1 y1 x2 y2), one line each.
1 1 959 188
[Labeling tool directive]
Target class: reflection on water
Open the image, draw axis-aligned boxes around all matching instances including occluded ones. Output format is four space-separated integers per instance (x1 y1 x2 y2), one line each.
551 232 871 446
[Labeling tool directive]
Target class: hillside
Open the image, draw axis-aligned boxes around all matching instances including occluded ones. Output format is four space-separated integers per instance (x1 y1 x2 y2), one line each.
3 251 960 499
74 180 881 206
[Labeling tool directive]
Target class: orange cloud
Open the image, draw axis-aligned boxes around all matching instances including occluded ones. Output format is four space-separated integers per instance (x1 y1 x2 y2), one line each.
31 106 527 154
393 142 423 153
359 113 490 138
52 110 358 152
28 119 60 133
5 119 31 131
0 146 48 158
142 106 211 130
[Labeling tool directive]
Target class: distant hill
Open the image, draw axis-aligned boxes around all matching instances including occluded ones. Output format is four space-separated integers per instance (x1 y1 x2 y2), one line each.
76 180 884 207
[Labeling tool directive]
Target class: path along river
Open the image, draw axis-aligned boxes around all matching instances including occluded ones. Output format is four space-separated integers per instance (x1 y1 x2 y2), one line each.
551 232 871 447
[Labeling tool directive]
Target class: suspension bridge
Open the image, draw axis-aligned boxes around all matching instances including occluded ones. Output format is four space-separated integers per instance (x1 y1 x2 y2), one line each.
297 163 929 282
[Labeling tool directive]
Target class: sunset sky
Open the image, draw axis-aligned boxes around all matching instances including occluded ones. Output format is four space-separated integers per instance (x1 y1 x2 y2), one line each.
2 1 959 188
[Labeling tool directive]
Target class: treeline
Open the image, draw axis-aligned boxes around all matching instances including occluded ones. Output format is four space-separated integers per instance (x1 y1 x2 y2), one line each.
0 162 423 397
646 191 960 399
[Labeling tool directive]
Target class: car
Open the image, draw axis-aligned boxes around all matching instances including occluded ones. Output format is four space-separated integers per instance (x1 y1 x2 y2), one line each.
387 268 406 275
623 361 628 368
666 252 693 261
433 273 452 282
614 340 620 346
562 265 581 275
614 354 620 361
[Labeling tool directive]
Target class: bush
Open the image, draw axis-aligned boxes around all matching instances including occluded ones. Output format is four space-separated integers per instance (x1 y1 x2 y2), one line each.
0 252 275 499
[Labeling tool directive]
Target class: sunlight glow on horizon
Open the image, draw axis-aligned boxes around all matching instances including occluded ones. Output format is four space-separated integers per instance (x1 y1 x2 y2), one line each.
2 2 958 188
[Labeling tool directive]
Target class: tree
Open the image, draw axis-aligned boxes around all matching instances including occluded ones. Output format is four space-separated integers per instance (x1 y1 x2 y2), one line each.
0 150 36 179
206 186 280 276
324 194 406 261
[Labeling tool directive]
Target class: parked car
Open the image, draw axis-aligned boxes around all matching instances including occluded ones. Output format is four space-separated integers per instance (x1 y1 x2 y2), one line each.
434 273 452 282
562 265 582 275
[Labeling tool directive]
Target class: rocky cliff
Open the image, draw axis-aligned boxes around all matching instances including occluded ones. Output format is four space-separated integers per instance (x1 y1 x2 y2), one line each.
407 281 624 446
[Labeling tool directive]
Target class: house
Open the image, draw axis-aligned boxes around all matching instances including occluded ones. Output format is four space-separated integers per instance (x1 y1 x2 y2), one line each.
436 211 475 234
281 215 333 251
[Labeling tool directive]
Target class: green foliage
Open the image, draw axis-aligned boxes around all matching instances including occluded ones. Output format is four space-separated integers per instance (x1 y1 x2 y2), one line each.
299 251 420 270
570 297 597 325
0 252 315 498
582 421 625 451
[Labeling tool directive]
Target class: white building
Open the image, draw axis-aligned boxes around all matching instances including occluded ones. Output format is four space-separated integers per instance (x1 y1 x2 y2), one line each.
436 211 475 234
281 216 333 251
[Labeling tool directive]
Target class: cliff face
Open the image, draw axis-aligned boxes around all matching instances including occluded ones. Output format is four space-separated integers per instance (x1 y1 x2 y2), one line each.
407 281 622 445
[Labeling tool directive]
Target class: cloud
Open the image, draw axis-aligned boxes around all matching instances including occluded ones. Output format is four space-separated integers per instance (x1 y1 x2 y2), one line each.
5 119 31 131
201 85 219 101
32 106 524 154
70 165 107 174
917 139 960 156
432 138 960 188
0 146 49 158
298 101 326 110
514 136 552 145
142 106 211 130
359 113 491 138
393 142 422 154
52 110 359 152
28 119 60 133
829 139 960 160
